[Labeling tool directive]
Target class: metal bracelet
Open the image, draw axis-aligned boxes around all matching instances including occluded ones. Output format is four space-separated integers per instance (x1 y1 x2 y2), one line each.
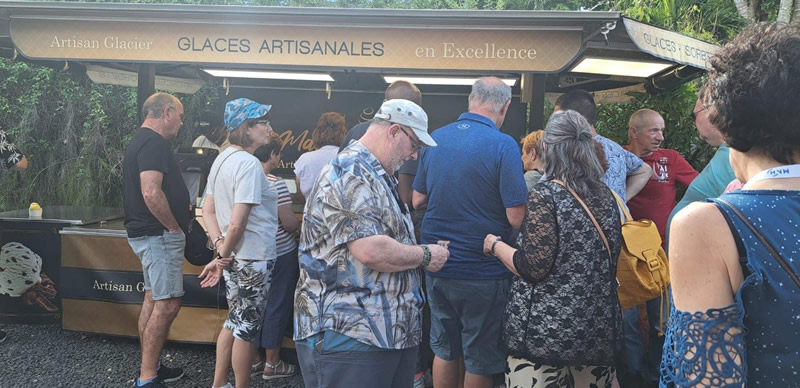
491 236 502 256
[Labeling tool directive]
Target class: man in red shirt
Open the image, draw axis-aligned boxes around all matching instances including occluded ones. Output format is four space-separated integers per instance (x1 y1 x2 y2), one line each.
619 109 698 387
624 109 698 245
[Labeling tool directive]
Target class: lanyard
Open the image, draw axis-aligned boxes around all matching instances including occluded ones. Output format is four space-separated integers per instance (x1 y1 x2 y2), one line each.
747 164 800 185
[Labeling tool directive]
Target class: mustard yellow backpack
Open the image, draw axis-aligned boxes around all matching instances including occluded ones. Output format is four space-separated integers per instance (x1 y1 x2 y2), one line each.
610 192 670 315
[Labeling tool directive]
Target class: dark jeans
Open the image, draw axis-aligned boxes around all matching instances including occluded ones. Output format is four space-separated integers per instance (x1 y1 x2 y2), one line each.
259 246 299 349
618 297 665 387
296 343 418 388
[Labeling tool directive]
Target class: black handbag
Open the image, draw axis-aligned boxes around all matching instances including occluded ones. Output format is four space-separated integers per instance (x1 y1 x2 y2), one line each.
184 217 213 266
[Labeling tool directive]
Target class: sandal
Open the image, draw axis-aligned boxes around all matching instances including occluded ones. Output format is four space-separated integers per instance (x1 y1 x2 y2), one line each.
262 359 298 380
250 360 265 378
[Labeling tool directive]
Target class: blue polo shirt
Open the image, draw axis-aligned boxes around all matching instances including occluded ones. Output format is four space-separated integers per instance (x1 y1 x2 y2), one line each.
413 112 528 279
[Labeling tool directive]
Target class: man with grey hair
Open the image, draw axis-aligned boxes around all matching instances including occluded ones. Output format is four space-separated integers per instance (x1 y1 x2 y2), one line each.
123 92 189 387
412 76 527 388
294 99 449 388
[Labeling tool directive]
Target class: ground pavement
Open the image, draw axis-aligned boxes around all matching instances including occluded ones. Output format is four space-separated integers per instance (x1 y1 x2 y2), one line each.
0 322 304 388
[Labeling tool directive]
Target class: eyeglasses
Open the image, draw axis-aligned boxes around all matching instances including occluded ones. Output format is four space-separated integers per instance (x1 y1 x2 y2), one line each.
690 106 706 122
398 125 422 153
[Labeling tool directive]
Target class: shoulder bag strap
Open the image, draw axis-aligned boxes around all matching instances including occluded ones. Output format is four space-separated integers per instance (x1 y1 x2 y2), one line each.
208 149 243 195
717 198 800 289
552 180 612 259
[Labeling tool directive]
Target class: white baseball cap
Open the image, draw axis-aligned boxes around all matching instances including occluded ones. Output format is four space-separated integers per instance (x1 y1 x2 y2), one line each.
374 99 437 147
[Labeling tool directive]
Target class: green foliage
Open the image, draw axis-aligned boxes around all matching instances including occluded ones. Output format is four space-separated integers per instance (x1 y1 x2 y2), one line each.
615 0 744 42
0 58 217 211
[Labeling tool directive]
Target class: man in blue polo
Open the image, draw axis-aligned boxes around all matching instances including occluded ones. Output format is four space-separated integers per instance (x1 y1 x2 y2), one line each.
412 76 527 388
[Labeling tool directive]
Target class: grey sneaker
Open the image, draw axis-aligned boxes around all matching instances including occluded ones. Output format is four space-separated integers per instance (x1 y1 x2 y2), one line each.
0 330 6 343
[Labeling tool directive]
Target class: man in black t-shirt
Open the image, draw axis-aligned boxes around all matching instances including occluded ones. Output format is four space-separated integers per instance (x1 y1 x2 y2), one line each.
123 92 189 388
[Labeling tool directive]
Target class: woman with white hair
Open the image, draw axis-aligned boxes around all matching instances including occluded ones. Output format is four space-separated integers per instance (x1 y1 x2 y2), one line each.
199 98 278 388
484 110 623 388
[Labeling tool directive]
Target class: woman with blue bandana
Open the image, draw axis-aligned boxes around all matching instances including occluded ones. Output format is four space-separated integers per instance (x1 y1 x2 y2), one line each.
199 98 279 388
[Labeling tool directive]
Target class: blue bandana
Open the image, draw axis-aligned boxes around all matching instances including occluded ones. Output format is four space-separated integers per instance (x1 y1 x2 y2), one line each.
224 98 272 132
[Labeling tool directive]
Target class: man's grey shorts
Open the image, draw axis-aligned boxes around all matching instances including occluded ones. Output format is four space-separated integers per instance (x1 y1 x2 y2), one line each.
426 274 511 376
127 230 185 300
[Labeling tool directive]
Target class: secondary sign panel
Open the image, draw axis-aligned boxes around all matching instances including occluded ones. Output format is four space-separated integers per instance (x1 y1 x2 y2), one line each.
623 18 719 70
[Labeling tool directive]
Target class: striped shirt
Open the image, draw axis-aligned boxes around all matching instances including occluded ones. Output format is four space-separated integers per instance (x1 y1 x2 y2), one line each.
267 174 298 256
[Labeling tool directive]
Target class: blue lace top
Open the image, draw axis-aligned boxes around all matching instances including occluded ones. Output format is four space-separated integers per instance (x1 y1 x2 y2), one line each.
660 190 800 387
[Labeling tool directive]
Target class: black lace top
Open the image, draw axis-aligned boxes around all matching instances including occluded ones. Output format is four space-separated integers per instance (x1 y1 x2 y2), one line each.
503 181 624 367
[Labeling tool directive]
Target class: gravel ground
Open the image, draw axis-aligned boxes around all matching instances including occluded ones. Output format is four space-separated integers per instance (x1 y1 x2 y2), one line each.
0 322 305 388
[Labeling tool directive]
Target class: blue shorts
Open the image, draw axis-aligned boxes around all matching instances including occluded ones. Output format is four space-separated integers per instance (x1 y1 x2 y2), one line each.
426 274 511 375
127 230 185 301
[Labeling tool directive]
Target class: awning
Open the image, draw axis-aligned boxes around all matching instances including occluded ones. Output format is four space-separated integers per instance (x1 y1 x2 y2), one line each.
0 2 723 131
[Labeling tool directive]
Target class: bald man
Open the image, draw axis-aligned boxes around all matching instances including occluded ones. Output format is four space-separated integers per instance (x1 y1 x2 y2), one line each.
624 109 698 243
620 108 698 388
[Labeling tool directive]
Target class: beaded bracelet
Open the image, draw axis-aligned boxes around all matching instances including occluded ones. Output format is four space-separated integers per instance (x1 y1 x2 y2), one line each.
420 245 431 269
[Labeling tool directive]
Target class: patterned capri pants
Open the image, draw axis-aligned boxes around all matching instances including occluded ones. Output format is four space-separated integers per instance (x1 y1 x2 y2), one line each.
506 356 618 388
223 258 275 343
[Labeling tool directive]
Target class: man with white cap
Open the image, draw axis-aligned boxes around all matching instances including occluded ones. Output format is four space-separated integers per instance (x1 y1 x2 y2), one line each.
413 76 528 388
294 99 449 388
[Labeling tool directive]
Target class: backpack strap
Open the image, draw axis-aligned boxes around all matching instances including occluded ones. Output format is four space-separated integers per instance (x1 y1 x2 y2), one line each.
608 190 632 223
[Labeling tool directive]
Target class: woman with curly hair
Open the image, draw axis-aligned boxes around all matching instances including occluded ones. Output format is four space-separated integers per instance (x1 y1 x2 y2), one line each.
661 23 800 387
521 130 545 190
294 112 346 204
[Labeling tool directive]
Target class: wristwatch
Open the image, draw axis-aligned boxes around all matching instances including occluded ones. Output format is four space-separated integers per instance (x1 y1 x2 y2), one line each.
215 250 236 261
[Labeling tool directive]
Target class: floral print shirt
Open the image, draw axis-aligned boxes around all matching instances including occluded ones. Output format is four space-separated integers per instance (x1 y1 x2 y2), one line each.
0 130 24 169
294 141 423 350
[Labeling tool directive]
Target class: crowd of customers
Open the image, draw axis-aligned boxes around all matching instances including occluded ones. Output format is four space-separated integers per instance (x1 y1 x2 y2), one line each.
119 22 799 388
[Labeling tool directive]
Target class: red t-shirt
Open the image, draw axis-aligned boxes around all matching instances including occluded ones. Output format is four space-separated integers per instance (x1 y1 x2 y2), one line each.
624 148 698 245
